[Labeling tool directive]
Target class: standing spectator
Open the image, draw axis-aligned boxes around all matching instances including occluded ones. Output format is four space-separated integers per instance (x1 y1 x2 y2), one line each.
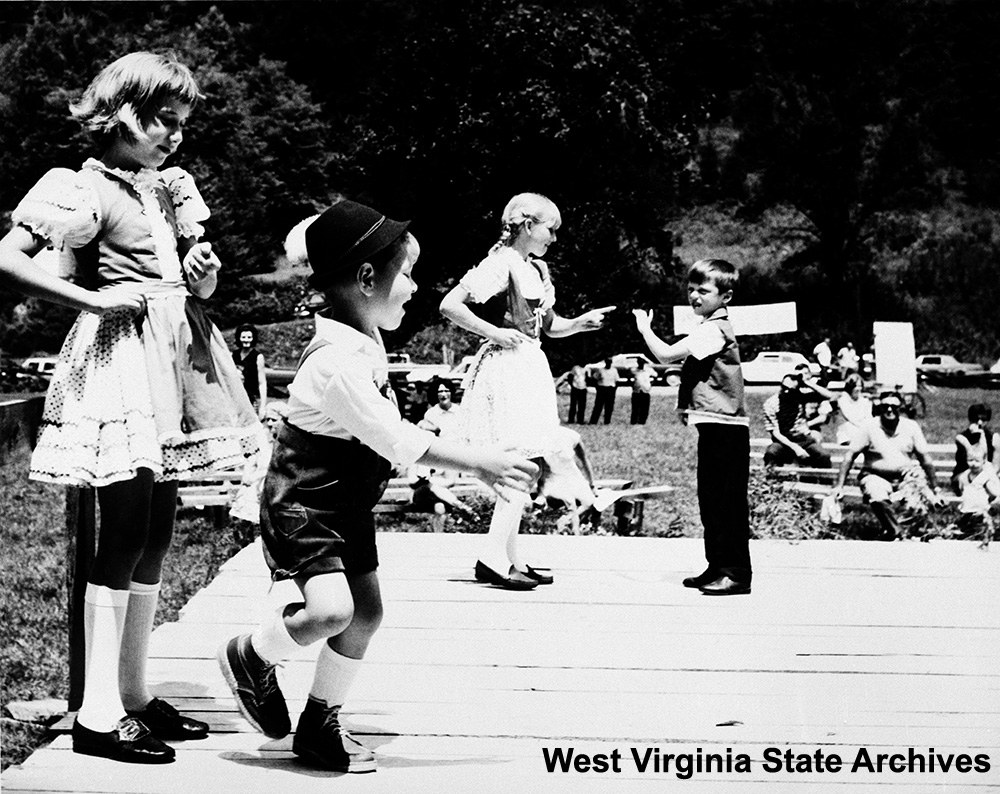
951 403 998 495
589 358 618 424
233 323 268 420
837 341 860 379
833 391 942 540
630 358 653 425
762 372 836 467
835 373 873 446
812 336 833 380
561 363 589 424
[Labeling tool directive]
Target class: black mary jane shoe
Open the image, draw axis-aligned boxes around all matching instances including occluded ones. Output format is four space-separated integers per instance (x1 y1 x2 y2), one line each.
474 561 537 590
72 717 175 764
126 697 209 741
524 565 554 585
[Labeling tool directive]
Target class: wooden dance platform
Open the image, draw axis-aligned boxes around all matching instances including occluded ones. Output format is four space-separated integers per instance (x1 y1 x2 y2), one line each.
3 533 998 793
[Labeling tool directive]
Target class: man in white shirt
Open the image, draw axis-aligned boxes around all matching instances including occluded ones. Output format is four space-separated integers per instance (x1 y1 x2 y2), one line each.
834 390 941 540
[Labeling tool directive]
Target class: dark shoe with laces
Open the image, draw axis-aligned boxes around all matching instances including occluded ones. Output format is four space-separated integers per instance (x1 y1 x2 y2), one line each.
699 575 751 596
72 717 175 764
217 634 290 739
293 696 377 773
126 697 209 741
682 569 718 588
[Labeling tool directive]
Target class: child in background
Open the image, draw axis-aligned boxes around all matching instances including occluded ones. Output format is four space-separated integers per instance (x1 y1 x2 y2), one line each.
954 453 1000 549
218 201 537 773
440 192 613 589
0 52 260 763
633 259 752 596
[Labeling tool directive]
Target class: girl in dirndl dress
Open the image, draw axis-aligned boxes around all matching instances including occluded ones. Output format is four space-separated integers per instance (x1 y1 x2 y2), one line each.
0 52 259 764
440 192 613 590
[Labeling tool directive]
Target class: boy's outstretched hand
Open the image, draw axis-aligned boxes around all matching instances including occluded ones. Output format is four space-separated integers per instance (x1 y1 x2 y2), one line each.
632 308 653 334
475 448 539 497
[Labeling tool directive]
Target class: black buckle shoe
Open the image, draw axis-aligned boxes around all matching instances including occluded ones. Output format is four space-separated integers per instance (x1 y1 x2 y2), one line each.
72 717 175 764
218 634 291 738
126 697 209 741
474 561 537 590
293 697 376 773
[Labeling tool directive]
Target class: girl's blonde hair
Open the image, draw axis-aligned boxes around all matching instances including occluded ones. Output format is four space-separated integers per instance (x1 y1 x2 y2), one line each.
70 51 203 145
491 192 561 253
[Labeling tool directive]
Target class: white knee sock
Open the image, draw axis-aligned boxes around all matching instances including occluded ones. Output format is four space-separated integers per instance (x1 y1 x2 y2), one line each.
77 584 129 732
479 495 524 571
119 580 160 712
250 606 304 665
493 492 529 571
309 643 362 708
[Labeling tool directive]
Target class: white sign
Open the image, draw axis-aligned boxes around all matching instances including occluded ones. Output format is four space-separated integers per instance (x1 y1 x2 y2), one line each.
672 302 798 337
872 321 918 393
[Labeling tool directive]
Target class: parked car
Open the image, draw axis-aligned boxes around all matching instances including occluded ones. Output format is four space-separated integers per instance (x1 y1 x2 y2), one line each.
915 354 986 384
740 351 820 385
1 358 50 393
20 356 59 380
585 353 682 387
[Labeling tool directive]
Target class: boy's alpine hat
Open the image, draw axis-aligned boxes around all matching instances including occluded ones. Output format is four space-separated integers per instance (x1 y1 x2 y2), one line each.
305 200 410 291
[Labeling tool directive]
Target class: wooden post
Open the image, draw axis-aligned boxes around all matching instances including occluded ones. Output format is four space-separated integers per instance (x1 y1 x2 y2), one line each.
65 487 96 712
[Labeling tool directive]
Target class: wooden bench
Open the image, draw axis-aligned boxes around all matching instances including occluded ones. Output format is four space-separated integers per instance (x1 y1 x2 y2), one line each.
786 479 961 507
749 438 957 481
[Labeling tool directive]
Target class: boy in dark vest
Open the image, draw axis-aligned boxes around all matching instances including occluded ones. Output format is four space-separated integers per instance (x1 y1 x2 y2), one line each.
632 259 751 595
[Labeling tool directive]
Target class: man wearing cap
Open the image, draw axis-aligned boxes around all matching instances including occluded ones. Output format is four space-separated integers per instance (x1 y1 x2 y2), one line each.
833 391 942 540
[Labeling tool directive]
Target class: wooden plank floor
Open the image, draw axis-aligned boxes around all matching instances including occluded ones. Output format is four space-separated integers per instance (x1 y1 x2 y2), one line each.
4 534 999 793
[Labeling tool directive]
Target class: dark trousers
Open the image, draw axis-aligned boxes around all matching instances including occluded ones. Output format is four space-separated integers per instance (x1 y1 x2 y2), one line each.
568 387 588 424
697 423 752 583
763 435 831 468
630 392 650 424
589 386 616 424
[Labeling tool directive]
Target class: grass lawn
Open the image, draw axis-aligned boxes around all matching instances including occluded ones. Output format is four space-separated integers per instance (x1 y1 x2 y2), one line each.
1 381 996 770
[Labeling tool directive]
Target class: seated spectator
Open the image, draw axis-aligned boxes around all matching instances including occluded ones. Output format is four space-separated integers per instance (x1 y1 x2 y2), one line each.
953 452 1000 548
951 403 999 495
418 382 462 438
762 371 836 468
835 374 873 446
833 391 942 541
402 381 429 423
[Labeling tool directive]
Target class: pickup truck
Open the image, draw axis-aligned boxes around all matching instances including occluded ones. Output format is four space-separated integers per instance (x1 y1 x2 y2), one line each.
585 353 682 387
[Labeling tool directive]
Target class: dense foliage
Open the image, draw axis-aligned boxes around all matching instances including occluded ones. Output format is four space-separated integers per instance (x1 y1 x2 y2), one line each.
1 0 998 367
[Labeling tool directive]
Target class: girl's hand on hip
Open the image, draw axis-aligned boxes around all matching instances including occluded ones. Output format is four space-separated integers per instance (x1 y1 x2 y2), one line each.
183 242 221 282
632 308 653 333
90 290 147 317
576 305 616 331
490 328 531 349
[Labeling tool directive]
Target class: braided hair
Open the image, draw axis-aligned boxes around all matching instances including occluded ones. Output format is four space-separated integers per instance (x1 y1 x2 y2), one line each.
488 192 561 254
